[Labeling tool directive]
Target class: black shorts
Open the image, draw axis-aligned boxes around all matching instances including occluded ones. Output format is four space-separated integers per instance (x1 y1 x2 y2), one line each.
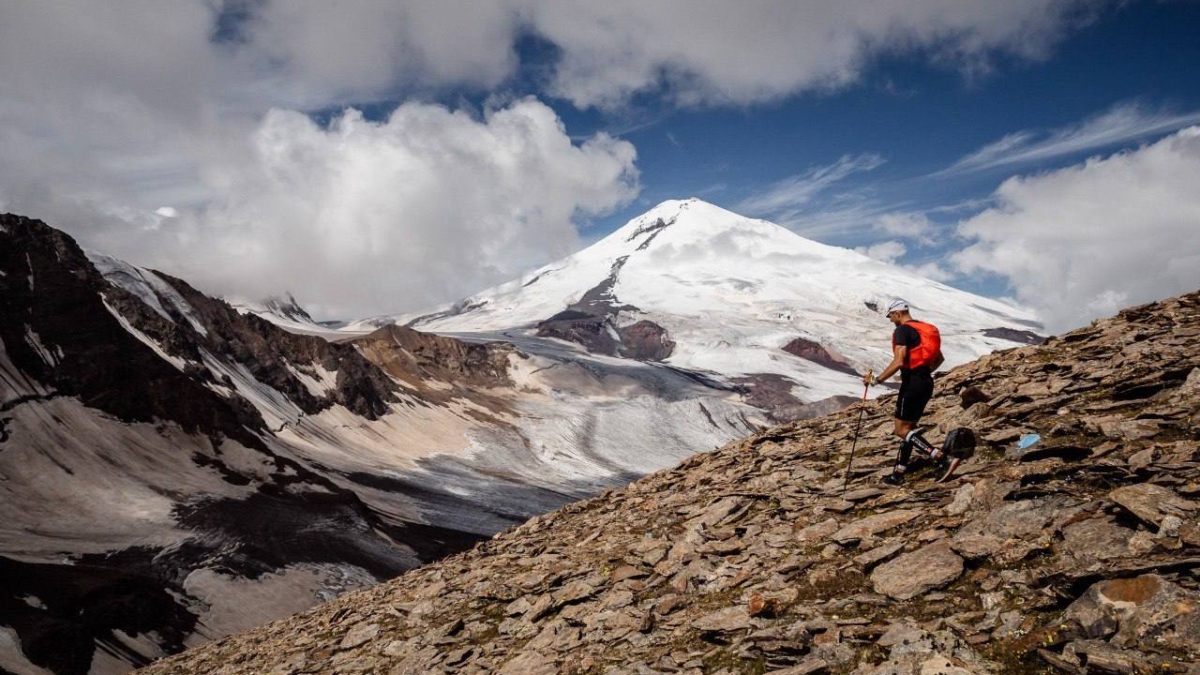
895 372 934 422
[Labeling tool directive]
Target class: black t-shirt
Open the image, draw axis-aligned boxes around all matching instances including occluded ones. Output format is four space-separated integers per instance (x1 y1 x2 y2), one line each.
892 323 931 381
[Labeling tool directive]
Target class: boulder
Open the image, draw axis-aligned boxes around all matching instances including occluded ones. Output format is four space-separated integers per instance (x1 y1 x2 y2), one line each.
1061 575 1200 655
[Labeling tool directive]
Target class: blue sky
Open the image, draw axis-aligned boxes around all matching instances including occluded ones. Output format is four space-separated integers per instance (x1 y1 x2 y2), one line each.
2 1 1199 329
554 0 1200 296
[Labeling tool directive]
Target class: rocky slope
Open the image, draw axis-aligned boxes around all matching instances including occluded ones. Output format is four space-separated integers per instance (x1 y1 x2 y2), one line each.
138 290 1200 675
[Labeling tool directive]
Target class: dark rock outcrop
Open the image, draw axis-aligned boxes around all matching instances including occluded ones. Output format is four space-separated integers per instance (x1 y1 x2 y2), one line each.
983 326 1044 345
781 337 858 375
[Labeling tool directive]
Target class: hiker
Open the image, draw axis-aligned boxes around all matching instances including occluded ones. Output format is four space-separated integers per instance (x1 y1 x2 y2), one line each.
863 299 946 484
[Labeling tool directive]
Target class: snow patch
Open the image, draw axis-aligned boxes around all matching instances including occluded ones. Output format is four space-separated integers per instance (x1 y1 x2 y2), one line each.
286 362 339 397
0 626 56 675
101 297 191 372
183 564 378 637
25 253 33 290
22 326 59 368
89 253 209 336
275 399 480 470
200 350 303 431
19 596 45 610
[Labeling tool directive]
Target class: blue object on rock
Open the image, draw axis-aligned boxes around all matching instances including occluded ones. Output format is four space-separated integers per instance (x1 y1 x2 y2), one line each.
1017 433 1041 449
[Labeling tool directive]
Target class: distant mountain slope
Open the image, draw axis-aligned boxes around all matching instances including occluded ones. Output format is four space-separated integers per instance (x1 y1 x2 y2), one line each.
377 198 1042 413
1 214 757 675
140 289 1200 675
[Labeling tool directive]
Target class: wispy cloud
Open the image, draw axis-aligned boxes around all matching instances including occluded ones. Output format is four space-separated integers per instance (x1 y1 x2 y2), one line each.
737 153 885 217
939 102 1200 175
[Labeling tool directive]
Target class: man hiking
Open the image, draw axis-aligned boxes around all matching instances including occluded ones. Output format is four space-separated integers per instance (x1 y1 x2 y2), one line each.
863 299 949 485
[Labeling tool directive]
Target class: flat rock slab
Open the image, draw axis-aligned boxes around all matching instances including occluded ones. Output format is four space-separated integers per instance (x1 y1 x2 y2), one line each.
692 606 753 633
871 541 963 600
854 540 906 571
952 497 1070 561
338 622 380 650
842 487 883 502
1108 484 1196 528
1060 518 1136 569
833 510 920 544
499 650 558 675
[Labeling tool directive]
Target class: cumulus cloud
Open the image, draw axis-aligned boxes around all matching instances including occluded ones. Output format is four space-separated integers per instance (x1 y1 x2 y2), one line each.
104 100 638 319
953 126 1200 333
856 241 908 263
875 212 934 244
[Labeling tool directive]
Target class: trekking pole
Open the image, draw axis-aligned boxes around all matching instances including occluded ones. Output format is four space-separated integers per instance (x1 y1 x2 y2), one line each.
842 371 872 492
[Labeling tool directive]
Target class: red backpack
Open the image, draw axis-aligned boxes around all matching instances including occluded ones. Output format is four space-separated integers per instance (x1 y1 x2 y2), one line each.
902 320 941 369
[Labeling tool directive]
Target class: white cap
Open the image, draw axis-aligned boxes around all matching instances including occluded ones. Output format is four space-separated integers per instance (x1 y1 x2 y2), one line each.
886 299 910 314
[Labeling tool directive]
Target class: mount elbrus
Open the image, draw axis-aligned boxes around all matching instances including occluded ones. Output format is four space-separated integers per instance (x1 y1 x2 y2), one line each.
369 198 1042 419
138 290 1200 675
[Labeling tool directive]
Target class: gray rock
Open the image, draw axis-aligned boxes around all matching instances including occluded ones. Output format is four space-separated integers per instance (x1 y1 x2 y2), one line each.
796 518 840 543
692 607 753 633
951 497 1068 561
498 650 558 675
1108 484 1196 528
1060 518 1135 569
833 510 920 544
871 542 963 600
339 622 380 650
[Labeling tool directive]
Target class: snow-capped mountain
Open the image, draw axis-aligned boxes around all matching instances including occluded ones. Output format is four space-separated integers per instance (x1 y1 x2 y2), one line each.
228 294 343 336
381 198 1042 412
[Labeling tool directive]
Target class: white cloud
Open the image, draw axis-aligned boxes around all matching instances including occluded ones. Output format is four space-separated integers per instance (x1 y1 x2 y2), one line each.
875 212 934 244
953 126 1200 333
856 241 908 263
0 1 1112 316
108 100 638 319
524 0 1102 108
942 102 1200 175
737 154 885 220
901 261 954 283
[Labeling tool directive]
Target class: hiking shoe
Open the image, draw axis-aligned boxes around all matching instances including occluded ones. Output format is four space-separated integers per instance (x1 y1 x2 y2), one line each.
881 471 905 486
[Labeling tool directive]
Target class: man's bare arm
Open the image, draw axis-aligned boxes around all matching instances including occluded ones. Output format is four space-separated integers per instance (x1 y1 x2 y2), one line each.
864 344 907 385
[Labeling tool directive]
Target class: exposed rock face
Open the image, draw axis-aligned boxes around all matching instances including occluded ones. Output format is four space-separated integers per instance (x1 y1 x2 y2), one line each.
618 320 676 361
870 541 964 600
351 324 513 394
536 313 676 361
137 291 1200 675
782 337 858 375
732 373 858 422
982 327 1044 345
